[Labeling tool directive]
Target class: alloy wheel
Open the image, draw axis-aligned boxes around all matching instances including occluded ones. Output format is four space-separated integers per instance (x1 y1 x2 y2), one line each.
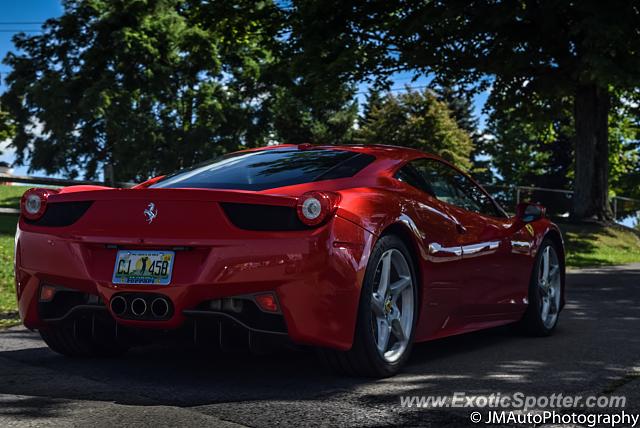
538 245 561 329
370 249 415 363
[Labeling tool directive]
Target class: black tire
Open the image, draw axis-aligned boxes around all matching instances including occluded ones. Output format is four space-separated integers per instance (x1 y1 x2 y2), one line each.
519 238 562 336
40 321 129 357
318 234 419 377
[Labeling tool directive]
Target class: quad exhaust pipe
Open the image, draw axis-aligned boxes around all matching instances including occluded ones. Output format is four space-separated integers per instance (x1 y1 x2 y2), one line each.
110 295 172 320
110 295 127 316
130 298 147 317
150 297 170 318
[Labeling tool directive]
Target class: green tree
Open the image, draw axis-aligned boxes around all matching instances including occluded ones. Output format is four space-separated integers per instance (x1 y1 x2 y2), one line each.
485 91 575 190
356 89 473 169
0 110 14 142
267 2 362 146
433 84 491 182
358 89 383 130
388 1 640 220
270 82 358 145
1 0 283 181
292 0 640 220
608 94 640 202
486 89 640 204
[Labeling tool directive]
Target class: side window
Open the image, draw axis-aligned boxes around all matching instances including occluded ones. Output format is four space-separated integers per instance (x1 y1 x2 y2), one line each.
409 159 504 218
395 164 434 196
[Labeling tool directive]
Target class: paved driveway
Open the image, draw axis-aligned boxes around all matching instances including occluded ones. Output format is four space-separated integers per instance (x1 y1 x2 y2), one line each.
1 264 639 427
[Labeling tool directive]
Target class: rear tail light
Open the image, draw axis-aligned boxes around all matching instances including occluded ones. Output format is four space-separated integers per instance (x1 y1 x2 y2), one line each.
296 191 340 226
21 188 58 220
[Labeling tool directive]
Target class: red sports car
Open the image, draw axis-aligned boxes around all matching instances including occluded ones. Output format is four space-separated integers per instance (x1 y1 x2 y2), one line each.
15 144 565 377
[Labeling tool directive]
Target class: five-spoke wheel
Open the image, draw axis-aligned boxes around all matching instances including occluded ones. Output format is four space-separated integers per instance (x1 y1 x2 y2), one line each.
317 234 418 377
370 249 414 363
520 238 563 335
538 245 561 329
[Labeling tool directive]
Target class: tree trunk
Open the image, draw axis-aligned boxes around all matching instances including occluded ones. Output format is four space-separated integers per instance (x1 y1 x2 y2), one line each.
571 84 612 221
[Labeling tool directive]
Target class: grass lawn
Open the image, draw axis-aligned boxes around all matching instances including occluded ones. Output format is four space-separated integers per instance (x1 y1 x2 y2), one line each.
558 222 640 268
0 185 29 209
0 233 18 328
0 186 27 327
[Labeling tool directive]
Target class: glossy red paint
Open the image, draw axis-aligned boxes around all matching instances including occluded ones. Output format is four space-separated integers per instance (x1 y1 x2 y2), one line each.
15 144 565 350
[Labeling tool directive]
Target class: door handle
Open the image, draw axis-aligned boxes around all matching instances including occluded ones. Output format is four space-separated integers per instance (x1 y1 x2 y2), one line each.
427 242 463 262
461 241 500 258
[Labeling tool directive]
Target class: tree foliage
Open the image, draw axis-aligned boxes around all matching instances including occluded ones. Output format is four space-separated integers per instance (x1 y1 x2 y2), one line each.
487 92 640 194
270 83 358 145
485 93 575 189
292 0 640 220
0 110 14 142
357 89 473 170
1 0 285 181
608 95 640 200
433 84 491 181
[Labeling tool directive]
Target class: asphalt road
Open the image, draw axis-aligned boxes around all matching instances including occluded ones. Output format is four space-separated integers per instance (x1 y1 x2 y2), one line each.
1 264 639 427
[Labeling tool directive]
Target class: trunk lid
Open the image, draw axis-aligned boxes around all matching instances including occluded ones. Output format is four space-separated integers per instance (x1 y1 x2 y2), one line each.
31 188 298 244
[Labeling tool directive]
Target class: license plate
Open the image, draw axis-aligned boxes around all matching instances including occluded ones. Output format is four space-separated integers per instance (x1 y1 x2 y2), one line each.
112 250 175 285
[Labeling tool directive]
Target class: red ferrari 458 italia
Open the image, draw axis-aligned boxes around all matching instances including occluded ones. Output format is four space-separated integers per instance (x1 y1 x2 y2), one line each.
15 144 565 377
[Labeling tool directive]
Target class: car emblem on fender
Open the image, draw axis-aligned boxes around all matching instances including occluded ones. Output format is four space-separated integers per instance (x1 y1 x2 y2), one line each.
525 223 535 237
144 202 158 224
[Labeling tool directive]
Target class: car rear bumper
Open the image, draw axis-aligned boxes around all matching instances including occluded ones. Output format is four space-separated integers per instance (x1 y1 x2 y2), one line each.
15 215 374 350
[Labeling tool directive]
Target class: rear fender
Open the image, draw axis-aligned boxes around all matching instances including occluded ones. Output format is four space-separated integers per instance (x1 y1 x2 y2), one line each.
336 188 430 323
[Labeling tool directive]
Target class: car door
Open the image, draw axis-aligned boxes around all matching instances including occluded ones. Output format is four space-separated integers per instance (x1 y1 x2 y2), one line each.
411 158 519 327
394 162 469 337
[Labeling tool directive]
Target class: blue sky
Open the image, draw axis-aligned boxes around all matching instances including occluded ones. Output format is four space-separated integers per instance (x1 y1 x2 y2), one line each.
0 1 489 176
0 1 62 92
0 1 62 175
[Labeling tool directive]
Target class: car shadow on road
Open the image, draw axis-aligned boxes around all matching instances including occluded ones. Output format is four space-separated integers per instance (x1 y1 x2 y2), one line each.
0 325 527 406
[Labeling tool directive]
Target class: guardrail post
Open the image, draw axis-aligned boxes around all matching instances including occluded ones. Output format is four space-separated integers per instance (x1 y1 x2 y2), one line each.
613 197 618 219
516 187 521 204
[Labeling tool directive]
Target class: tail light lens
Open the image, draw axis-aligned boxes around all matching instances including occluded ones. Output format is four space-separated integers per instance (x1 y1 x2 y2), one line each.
20 188 57 220
296 191 340 226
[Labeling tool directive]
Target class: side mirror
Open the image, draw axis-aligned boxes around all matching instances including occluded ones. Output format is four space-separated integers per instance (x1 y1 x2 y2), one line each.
515 202 546 223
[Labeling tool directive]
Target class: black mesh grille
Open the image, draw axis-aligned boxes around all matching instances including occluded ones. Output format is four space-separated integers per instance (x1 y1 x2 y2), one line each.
220 203 311 231
26 201 93 227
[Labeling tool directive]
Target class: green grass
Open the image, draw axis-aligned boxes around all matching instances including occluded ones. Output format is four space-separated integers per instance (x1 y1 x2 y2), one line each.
0 185 26 235
559 222 640 268
0 185 29 210
0 186 26 327
0 234 18 328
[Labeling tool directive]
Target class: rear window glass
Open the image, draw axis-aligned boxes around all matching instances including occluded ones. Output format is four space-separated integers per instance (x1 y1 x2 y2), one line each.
151 148 375 191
